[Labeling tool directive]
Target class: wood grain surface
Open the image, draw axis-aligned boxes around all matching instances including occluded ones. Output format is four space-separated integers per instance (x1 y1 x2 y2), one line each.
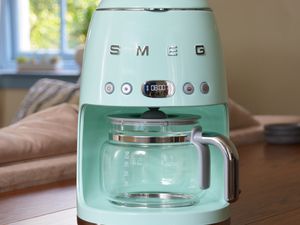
230 143 300 225
0 180 76 225
0 142 299 225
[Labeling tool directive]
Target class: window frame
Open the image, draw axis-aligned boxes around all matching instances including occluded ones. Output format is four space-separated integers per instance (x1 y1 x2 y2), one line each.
1 0 79 70
0 0 15 69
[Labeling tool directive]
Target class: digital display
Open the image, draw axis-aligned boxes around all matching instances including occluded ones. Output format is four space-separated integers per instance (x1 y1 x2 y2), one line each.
142 81 175 98
146 84 167 92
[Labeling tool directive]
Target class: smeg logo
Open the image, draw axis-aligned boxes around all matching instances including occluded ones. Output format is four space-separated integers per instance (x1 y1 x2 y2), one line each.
109 45 206 56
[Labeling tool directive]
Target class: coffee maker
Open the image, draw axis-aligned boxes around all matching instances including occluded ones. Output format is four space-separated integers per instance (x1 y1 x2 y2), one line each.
77 0 239 225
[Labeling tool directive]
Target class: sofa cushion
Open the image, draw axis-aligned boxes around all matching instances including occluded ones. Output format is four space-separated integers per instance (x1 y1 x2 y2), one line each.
12 79 79 123
0 104 78 165
0 153 76 193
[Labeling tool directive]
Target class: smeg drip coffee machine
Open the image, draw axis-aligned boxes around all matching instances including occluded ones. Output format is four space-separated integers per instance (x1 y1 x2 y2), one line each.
77 0 239 225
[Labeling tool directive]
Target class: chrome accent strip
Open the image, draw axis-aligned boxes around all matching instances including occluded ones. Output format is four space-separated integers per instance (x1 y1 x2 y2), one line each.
110 192 196 208
111 134 190 143
96 8 212 12
121 192 193 199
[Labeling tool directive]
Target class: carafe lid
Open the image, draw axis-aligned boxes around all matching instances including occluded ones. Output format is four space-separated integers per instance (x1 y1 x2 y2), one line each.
108 113 200 126
97 0 210 9
108 113 200 144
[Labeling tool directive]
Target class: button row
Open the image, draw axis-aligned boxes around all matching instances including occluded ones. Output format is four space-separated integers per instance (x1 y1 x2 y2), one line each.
105 82 209 95
105 82 132 95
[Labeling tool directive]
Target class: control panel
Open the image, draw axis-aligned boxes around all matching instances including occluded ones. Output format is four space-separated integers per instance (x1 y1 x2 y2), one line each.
104 80 210 97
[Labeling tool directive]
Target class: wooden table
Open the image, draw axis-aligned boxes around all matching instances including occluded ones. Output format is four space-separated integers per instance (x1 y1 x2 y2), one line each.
1 142 300 225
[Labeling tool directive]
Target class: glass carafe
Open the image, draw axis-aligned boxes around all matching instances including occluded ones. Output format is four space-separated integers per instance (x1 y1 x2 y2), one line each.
100 113 239 208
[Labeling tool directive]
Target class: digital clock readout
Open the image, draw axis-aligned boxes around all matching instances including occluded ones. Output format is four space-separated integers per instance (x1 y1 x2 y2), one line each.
145 84 168 92
142 81 175 98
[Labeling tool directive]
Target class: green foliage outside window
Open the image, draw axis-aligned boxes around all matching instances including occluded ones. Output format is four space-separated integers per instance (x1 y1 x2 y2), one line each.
67 0 98 48
29 0 98 50
30 0 60 49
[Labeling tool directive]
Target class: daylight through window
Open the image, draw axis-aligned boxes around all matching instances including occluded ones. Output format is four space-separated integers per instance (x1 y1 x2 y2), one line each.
16 0 98 55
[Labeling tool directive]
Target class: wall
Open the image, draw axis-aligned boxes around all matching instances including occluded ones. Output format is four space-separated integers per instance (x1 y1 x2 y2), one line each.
0 89 28 127
210 0 300 115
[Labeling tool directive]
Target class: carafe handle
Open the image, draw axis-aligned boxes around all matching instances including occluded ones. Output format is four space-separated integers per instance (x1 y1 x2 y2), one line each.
191 127 240 203
191 132 211 190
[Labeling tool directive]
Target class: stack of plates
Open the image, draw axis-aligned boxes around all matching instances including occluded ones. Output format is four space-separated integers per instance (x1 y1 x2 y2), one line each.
264 123 300 144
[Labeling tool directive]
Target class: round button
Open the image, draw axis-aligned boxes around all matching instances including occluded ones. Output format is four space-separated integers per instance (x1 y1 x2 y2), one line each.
105 82 114 94
183 82 194 95
200 82 210 94
121 83 133 95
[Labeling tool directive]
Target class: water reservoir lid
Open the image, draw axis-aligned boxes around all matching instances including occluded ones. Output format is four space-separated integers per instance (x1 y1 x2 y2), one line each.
97 0 210 9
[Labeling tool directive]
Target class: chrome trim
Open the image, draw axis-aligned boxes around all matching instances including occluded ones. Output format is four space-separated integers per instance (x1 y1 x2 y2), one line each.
110 192 196 208
192 127 240 203
121 192 192 199
96 8 212 12
111 134 190 143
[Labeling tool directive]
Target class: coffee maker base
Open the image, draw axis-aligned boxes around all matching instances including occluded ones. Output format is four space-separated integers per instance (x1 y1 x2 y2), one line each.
77 217 231 225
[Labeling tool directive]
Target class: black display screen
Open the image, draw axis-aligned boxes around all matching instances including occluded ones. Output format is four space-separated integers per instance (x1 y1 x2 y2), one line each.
142 81 175 98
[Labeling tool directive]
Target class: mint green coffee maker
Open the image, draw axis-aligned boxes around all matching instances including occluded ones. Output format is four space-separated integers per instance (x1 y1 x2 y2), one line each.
77 0 240 225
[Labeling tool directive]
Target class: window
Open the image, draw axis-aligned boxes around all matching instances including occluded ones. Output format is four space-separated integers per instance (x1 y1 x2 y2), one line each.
0 0 98 70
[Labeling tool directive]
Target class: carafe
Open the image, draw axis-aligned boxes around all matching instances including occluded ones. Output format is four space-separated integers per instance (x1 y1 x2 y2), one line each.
100 113 238 208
